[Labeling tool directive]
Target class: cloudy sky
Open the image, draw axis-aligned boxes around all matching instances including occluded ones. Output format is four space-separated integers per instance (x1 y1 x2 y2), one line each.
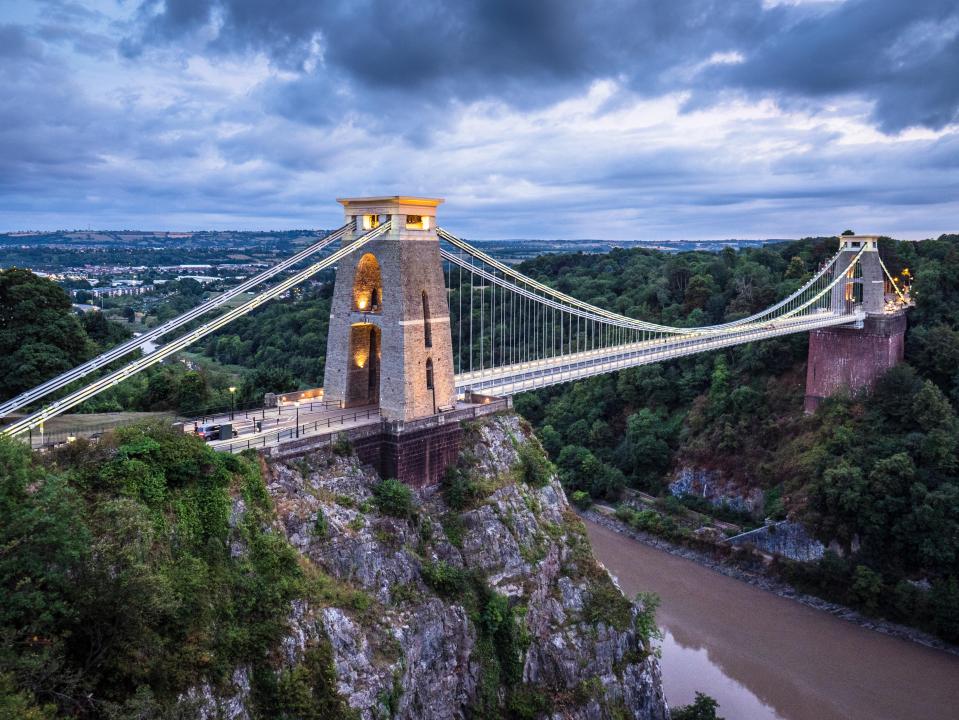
1 0 958 239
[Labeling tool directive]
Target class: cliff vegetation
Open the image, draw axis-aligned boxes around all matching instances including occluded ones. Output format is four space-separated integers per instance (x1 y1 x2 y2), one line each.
0 414 668 719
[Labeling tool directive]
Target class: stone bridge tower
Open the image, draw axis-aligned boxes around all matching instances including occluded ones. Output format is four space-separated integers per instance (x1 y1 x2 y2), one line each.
805 234 906 412
322 196 456 422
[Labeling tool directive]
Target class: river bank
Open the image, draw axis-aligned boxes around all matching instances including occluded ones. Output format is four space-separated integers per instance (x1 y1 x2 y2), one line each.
584 515 959 720
582 508 959 657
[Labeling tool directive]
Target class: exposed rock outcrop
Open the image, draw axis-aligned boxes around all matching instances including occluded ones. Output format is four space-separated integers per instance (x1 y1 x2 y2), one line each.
669 466 763 514
726 520 826 562
194 413 670 719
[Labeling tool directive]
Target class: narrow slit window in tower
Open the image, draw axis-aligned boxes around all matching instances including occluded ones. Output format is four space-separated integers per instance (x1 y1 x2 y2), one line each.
422 290 432 347
426 358 434 390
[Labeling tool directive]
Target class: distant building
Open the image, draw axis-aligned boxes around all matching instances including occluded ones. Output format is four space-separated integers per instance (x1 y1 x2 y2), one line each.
74 284 154 298
157 264 214 272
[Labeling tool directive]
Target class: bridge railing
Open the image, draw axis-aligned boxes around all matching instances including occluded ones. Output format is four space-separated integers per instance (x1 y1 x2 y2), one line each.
381 396 512 435
191 397 341 425
212 397 512 455
210 405 382 454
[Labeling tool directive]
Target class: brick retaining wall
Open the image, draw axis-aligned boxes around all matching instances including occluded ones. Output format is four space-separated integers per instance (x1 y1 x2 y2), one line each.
267 398 510 488
804 311 907 413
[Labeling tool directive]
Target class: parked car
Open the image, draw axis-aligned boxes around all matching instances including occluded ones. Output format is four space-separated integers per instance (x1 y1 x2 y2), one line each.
195 424 237 441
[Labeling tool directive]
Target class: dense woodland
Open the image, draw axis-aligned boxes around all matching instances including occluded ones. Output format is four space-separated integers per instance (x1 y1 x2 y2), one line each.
0 425 348 719
511 233 959 642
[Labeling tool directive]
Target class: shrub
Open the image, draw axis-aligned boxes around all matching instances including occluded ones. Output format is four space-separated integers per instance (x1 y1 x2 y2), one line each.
506 686 552 719
334 494 355 508
372 478 415 519
314 509 328 538
441 514 466 548
633 591 662 647
442 465 484 511
421 560 469 598
850 565 884 614
582 577 633 632
514 441 553 488
570 490 591 510
271 640 359 720
331 432 352 456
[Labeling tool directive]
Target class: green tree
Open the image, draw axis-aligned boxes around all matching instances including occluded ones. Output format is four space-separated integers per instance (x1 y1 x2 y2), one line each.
673 692 724 720
707 356 730 417
614 409 673 490
0 269 91 398
683 274 715 313
806 461 866 554
850 565 884 614
784 255 806 278
176 371 210 416
0 673 55 720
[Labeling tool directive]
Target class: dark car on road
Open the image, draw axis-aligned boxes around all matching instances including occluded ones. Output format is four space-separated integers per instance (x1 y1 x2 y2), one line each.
195 424 237 441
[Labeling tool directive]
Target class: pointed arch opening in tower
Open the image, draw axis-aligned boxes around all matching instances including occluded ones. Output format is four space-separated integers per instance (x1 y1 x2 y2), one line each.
353 253 383 313
345 322 381 407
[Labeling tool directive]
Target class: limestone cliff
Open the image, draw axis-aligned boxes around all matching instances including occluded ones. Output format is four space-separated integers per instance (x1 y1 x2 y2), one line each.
197 413 669 719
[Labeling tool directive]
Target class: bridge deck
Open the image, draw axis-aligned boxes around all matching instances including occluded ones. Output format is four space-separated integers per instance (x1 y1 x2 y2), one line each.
455 311 863 396
207 404 381 454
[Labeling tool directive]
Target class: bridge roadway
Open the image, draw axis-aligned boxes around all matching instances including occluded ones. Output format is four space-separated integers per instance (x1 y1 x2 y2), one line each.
205 402 380 454
455 310 865 397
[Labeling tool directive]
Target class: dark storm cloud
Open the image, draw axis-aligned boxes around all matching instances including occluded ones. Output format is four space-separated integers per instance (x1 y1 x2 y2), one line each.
122 0 959 133
710 0 959 132
124 1 776 123
3 0 959 237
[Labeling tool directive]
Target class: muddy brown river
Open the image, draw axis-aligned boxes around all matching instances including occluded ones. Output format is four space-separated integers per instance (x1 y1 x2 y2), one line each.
585 519 959 720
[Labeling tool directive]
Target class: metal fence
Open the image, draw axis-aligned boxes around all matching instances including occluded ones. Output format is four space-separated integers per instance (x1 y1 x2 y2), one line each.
211 406 382 454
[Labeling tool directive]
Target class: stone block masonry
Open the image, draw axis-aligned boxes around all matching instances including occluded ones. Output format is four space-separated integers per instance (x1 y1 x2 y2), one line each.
267 398 511 488
380 422 464 489
804 311 907 413
323 196 455 422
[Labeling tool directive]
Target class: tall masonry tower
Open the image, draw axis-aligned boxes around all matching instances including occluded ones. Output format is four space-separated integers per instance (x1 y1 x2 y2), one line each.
829 234 885 314
805 234 906 412
322 196 456 422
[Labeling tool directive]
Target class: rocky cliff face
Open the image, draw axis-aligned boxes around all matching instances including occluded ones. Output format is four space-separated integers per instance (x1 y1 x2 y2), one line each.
669 465 764 514
198 413 669 719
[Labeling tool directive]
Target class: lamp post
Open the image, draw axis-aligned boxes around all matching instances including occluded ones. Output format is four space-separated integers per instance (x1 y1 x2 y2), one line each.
295 400 300 438
229 386 236 420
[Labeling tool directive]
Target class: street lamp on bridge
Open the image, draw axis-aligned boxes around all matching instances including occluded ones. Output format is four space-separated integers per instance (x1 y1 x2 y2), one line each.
229 386 236 420
295 400 301 438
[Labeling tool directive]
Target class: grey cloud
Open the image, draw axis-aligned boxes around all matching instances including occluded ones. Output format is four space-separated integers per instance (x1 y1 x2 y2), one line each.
124 1 778 127
123 0 959 135
710 0 959 132
3 1 959 240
